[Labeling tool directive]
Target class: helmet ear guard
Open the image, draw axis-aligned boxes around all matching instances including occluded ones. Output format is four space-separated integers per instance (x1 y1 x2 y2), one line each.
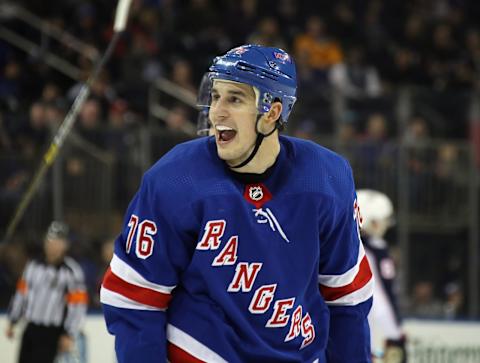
197 44 297 136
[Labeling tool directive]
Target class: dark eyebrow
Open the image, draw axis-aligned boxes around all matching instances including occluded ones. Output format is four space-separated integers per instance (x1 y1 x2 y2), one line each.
210 87 249 98
227 90 248 98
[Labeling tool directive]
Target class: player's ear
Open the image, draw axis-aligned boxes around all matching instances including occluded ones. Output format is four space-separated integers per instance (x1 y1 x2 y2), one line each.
265 102 282 125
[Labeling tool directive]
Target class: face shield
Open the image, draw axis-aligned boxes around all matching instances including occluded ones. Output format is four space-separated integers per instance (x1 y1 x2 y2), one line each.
196 73 261 136
196 73 214 136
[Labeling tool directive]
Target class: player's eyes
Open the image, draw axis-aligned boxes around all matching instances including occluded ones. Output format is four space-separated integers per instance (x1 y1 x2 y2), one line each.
229 96 242 104
210 94 244 105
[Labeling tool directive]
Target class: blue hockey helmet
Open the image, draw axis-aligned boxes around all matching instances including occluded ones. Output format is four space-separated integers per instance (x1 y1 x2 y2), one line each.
197 44 297 135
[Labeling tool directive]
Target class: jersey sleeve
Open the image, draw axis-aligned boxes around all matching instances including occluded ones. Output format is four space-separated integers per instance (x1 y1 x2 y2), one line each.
64 258 88 336
100 173 196 363
318 159 373 362
7 261 33 324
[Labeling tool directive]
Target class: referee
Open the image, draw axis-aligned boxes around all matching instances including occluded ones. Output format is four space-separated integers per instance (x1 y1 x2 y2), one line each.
5 221 88 363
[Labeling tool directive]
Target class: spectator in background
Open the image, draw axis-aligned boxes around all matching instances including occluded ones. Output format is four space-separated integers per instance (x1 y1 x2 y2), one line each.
402 116 435 212
329 2 358 45
434 143 468 213
336 119 358 162
15 102 49 157
403 115 430 147
40 82 62 104
329 45 383 127
5 221 88 363
442 282 465 319
292 15 344 134
330 45 382 100
225 0 258 44
44 98 67 129
273 0 301 45
356 113 393 190
294 15 343 82
76 98 104 147
164 104 196 137
0 59 22 112
247 16 287 49
169 58 197 94
408 280 444 318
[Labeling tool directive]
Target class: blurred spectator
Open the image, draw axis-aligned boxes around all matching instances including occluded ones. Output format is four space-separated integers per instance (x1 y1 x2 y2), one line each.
403 115 431 147
329 2 358 45
355 113 394 190
329 45 382 100
71 3 100 45
225 0 258 45
44 98 67 129
272 0 301 45
426 23 462 91
169 59 197 94
408 280 444 318
107 99 130 129
442 282 465 319
40 82 62 103
15 102 49 157
403 116 436 212
0 59 22 111
78 98 101 130
336 120 357 162
164 104 196 137
294 16 343 81
247 16 287 49
432 142 470 217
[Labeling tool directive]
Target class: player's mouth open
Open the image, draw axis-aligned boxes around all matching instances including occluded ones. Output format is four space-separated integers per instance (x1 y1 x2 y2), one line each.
216 125 237 144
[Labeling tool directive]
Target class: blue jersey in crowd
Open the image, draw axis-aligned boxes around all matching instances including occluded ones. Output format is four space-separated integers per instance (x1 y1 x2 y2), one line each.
101 135 373 363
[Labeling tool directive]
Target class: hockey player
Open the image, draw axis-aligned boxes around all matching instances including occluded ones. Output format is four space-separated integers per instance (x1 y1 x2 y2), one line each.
101 44 373 363
356 189 407 363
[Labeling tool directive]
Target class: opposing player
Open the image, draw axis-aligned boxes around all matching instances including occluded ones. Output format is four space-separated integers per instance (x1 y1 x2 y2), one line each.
101 44 373 362
356 189 407 363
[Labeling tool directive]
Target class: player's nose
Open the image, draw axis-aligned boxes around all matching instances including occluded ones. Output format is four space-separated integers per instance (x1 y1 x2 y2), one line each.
210 101 230 120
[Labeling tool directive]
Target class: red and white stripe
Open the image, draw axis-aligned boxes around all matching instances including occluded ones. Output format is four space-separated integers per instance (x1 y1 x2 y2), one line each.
167 324 228 363
318 243 373 306
100 254 175 311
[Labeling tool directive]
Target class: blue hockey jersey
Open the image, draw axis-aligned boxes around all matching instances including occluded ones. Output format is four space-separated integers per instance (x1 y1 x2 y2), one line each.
101 135 373 363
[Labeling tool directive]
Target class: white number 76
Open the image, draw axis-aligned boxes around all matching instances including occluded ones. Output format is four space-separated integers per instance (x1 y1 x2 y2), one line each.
125 214 157 259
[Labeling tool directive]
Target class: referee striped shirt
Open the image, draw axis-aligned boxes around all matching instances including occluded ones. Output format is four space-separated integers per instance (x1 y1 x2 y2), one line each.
8 256 88 335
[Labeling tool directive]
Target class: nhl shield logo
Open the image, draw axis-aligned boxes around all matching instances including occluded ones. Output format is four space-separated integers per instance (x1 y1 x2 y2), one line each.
249 186 263 201
244 183 272 209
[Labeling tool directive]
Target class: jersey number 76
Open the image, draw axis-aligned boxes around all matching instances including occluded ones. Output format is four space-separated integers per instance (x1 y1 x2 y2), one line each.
125 214 157 259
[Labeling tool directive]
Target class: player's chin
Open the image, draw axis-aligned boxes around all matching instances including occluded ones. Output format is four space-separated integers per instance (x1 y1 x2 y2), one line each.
216 147 233 161
216 147 241 164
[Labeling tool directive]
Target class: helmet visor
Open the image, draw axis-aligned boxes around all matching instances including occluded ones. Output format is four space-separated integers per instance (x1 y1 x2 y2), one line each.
196 73 260 136
196 73 213 136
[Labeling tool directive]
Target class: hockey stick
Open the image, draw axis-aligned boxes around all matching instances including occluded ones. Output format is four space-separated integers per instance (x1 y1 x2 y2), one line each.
3 0 133 243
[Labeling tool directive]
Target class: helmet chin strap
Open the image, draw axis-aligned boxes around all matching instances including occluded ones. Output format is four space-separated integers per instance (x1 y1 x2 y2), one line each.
230 114 277 169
